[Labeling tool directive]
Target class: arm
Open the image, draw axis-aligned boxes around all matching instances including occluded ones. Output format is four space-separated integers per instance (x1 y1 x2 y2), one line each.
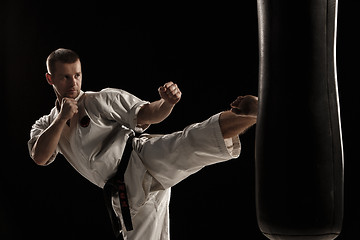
31 98 78 165
32 116 67 165
137 82 181 125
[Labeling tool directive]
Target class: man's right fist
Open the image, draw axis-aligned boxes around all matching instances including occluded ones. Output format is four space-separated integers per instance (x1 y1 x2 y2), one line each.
158 81 182 105
59 98 78 121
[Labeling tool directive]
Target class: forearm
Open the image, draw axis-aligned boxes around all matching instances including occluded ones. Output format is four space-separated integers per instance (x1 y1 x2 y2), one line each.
138 99 175 125
31 116 66 165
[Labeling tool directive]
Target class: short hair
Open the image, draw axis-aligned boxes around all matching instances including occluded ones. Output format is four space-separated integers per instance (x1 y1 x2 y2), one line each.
46 48 80 74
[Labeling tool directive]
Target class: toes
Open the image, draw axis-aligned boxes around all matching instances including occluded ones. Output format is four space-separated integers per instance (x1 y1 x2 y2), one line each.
230 96 245 109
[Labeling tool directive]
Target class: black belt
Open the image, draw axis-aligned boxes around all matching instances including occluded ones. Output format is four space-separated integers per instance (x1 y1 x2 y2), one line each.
104 134 134 240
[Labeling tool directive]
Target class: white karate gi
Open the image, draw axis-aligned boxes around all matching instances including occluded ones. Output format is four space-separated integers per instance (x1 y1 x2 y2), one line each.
28 88 241 240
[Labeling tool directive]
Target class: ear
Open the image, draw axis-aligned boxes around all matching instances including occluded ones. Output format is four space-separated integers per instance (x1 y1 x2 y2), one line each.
45 73 53 85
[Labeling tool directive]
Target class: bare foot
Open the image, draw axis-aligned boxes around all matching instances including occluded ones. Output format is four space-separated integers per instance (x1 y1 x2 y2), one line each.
230 95 258 117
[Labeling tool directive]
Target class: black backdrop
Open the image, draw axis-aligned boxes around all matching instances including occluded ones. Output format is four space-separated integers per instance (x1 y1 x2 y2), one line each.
1 1 359 239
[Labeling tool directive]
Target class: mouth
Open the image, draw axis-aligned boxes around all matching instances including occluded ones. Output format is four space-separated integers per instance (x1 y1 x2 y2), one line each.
67 89 77 93
65 89 78 98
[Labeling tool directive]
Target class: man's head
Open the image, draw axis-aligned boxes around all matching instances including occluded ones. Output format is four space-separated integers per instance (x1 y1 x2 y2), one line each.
45 48 82 100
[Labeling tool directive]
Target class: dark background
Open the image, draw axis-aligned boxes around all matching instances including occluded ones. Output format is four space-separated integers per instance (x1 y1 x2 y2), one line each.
1 1 358 239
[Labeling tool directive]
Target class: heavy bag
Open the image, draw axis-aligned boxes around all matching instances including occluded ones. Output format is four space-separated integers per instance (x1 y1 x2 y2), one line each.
255 0 344 239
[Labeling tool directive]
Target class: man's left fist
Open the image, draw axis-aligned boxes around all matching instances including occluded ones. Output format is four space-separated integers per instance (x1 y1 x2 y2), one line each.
158 81 182 105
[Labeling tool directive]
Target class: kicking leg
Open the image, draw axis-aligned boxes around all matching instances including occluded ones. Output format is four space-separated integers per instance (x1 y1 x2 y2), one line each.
136 95 257 189
219 95 258 139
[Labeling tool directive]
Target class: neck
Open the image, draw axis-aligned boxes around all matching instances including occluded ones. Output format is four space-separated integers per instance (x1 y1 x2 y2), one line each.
54 90 63 103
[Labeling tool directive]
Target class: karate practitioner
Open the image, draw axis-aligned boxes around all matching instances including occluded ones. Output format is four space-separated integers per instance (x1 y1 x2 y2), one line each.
28 48 258 240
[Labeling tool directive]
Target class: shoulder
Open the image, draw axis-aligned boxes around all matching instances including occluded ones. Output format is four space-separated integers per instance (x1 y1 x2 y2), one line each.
84 88 130 101
84 88 143 106
99 88 140 101
82 88 132 113
33 106 58 127
30 106 58 137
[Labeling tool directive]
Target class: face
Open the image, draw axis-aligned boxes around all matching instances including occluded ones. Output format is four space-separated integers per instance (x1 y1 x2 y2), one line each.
46 59 82 100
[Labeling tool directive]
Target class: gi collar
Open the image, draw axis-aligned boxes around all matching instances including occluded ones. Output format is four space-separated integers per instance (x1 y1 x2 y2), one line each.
55 90 85 112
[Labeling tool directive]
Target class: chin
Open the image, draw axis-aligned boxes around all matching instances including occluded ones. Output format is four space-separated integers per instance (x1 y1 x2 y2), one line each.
65 91 79 99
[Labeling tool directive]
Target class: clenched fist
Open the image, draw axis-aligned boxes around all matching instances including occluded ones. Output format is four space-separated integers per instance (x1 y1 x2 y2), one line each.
158 81 182 105
59 97 78 121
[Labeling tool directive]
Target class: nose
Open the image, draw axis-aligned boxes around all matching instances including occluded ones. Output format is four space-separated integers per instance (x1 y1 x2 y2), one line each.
68 75 77 87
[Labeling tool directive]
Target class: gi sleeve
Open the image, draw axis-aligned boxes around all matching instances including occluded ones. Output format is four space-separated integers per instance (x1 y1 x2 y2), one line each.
90 88 150 133
28 109 60 165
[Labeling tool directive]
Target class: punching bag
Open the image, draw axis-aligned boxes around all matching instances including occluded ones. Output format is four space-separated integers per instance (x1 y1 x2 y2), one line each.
255 0 344 239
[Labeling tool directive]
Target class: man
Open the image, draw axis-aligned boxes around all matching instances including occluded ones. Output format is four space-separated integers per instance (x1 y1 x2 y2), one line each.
28 48 258 240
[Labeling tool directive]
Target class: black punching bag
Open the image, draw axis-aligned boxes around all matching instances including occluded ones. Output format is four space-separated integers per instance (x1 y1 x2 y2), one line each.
255 0 344 239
